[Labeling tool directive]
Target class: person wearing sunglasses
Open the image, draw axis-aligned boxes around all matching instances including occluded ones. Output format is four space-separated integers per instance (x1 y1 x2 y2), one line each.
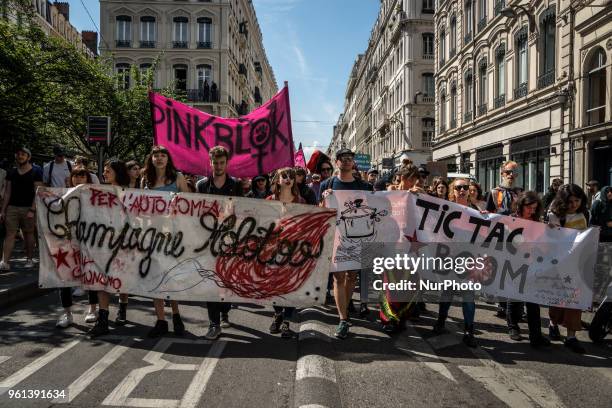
312 161 334 202
320 148 373 339
432 178 479 347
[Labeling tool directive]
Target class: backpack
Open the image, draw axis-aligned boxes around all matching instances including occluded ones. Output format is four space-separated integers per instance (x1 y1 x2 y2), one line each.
47 160 72 186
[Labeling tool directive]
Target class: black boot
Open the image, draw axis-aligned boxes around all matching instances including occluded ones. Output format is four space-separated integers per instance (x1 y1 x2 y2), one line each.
115 303 127 326
269 313 283 334
89 309 110 338
463 324 477 348
148 320 169 338
173 313 185 336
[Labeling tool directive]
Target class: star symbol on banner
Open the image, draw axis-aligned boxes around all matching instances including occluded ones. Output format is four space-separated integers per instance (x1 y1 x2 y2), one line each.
405 230 428 255
564 275 572 284
51 247 71 270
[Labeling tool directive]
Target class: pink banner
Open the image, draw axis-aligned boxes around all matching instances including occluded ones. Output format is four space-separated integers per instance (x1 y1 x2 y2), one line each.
150 87 295 177
294 146 306 168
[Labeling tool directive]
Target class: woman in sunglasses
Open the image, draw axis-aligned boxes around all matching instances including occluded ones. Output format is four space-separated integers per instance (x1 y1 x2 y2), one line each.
432 178 478 347
266 167 306 338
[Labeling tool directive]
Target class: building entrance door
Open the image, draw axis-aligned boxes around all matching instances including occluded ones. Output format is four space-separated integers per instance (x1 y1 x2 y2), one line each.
593 139 612 186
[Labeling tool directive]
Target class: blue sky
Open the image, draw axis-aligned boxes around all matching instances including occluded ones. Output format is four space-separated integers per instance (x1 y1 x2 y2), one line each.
64 0 380 160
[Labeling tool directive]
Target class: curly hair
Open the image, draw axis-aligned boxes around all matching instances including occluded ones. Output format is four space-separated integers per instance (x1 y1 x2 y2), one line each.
448 178 471 203
513 191 543 221
549 184 589 218
430 177 449 199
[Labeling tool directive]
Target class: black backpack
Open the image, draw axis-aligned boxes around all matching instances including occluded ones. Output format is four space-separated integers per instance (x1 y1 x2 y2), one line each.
47 160 72 186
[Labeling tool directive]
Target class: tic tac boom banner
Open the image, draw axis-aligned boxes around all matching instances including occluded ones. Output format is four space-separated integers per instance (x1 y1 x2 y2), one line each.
149 86 295 178
37 185 336 306
326 191 600 309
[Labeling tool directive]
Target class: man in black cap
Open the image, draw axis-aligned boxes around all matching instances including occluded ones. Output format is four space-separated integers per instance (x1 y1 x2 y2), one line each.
43 145 72 188
320 148 373 339
367 168 378 185
250 175 271 199
0 147 43 271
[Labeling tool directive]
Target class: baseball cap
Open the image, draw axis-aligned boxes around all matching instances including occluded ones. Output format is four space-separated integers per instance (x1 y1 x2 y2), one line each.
335 148 355 160
367 168 379 175
16 146 32 157
53 145 65 156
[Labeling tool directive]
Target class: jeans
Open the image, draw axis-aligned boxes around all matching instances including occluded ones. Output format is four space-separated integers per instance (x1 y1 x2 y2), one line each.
207 302 231 326
59 288 98 309
437 291 475 328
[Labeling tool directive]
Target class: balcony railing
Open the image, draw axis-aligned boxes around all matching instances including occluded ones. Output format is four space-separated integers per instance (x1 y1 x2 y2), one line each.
423 53 434 60
537 70 555 89
464 32 472 44
514 82 528 99
494 94 506 109
197 41 212 49
186 89 220 103
116 40 131 48
450 118 457 129
139 41 155 48
422 139 433 148
464 111 473 123
478 103 488 116
173 41 188 48
494 0 506 16
422 96 435 103
478 18 487 32
449 48 456 58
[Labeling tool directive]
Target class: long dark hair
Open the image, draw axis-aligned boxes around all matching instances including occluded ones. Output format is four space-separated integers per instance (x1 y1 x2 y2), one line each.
513 191 543 221
104 158 129 187
549 184 589 218
142 145 178 188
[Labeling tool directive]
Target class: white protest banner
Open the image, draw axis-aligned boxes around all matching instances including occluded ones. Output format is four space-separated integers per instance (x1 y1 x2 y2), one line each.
37 185 336 306
326 191 600 309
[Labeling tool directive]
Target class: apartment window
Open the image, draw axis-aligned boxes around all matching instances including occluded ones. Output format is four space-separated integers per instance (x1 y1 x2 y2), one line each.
450 16 457 57
464 1 473 43
423 33 434 58
478 59 487 115
439 30 446 67
140 16 155 48
116 15 131 47
464 69 473 122
510 134 551 194
439 88 447 132
139 63 152 85
450 83 457 128
116 63 130 90
538 7 556 89
173 64 187 91
495 44 506 108
173 16 188 48
477 145 504 192
514 27 528 98
423 73 434 100
422 0 435 13
197 64 213 89
586 48 607 125
422 118 434 148
198 17 212 48
477 0 487 31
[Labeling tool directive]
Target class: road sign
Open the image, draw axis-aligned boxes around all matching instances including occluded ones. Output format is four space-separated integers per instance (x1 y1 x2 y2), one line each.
87 116 111 145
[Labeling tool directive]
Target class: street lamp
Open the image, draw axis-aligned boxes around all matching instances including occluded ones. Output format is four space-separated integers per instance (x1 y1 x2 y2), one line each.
501 4 537 33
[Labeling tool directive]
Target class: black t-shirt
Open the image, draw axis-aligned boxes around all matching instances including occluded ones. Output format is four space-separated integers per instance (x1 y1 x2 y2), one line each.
196 176 242 197
319 176 373 193
6 167 42 207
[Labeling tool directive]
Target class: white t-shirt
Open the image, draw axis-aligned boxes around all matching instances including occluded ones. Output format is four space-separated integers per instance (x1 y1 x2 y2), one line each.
43 160 71 187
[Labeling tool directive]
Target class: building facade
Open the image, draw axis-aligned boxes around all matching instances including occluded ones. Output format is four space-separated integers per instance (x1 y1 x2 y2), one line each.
433 0 611 193
99 0 277 117
331 0 435 170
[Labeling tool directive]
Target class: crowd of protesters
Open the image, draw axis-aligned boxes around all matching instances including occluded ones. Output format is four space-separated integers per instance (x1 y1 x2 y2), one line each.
0 144 610 353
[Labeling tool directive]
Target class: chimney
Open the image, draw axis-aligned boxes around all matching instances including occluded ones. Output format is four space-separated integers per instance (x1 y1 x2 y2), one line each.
82 31 98 55
54 2 69 21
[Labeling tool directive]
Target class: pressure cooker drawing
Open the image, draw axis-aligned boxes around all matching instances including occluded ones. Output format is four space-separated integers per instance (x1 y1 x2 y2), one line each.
337 199 388 239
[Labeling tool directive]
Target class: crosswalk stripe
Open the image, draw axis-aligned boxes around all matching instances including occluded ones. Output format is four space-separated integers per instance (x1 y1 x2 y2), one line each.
180 340 226 408
0 340 80 393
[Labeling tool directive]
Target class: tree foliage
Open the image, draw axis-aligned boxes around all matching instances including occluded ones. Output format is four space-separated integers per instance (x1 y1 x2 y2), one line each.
0 0 183 164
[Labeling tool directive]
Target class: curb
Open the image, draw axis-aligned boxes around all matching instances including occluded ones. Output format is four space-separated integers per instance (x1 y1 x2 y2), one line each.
0 280 51 310
294 308 342 408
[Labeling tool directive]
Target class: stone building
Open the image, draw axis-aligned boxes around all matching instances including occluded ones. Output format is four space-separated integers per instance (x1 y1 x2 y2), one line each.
99 0 277 117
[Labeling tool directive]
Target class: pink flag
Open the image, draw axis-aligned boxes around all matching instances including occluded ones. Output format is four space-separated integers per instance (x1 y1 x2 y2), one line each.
149 86 295 177
294 143 306 168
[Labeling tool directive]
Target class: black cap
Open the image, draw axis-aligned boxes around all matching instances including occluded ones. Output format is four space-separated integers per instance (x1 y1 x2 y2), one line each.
367 168 379 175
418 164 430 176
253 175 266 182
16 146 31 157
53 145 65 156
335 148 355 160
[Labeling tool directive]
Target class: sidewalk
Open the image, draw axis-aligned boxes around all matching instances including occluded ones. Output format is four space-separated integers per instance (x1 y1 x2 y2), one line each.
0 243 49 310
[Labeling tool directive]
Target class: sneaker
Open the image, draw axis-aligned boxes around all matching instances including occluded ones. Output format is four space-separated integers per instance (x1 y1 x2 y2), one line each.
564 337 585 354
204 325 222 340
335 320 350 339
359 303 370 318
84 311 98 323
382 323 399 334
147 320 169 338
56 313 73 328
345 316 353 327
549 325 561 341
72 287 85 297
220 314 230 329
269 313 283 334
0 261 10 271
24 258 35 269
509 328 523 341
173 314 185 336
530 336 552 349
432 322 448 335
463 333 478 348
280 322 293 339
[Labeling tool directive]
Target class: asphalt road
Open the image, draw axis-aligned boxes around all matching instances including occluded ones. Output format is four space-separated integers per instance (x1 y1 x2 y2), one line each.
0 292 611 408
